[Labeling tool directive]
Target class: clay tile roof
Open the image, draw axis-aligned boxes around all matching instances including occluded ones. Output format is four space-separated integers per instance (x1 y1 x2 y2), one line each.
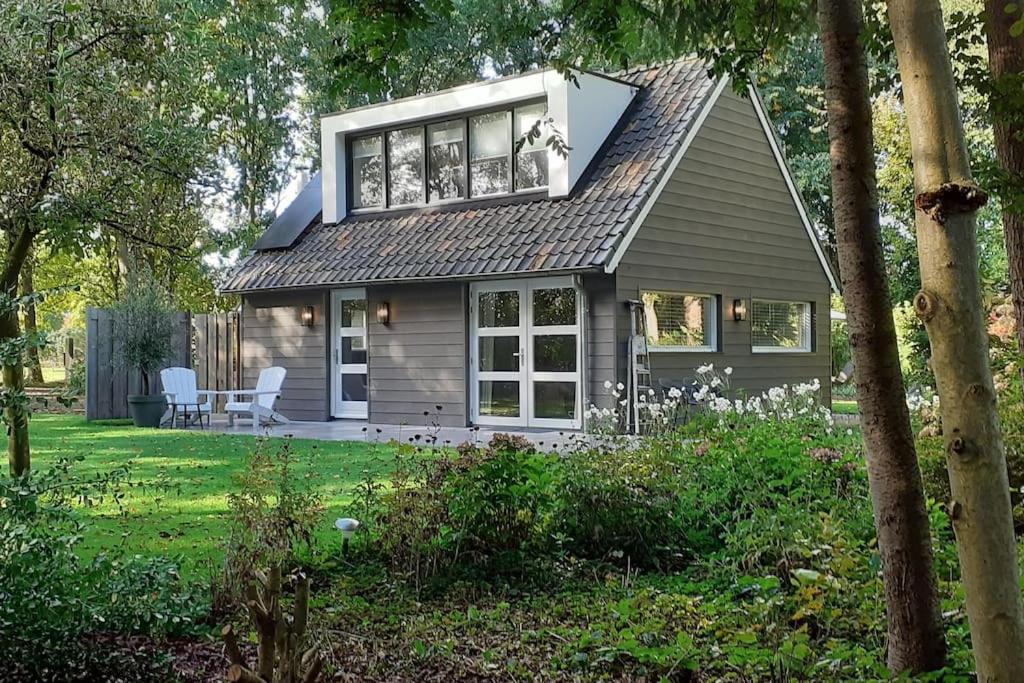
220 58 716 294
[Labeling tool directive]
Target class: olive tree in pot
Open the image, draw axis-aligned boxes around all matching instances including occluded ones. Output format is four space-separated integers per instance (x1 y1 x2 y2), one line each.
111 270 179 427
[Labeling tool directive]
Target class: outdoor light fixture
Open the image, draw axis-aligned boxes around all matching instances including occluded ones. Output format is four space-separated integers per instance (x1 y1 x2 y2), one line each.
300 305 315 327
335 517 360 554
733 298 747 322
376 301 391 325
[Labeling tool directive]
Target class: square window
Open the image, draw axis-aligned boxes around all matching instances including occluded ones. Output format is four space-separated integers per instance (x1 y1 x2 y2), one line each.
469 111 511 196
427 120 465 202
387 127 424 206
751 300 812 352
642 291 717 351
514 103 549 191
351 135 383 208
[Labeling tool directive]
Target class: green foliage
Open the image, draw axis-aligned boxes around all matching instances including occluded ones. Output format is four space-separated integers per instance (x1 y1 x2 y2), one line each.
109 269 178 393
0 458 204 681
217 438 324 610
364 417 868 581
372 434 553 585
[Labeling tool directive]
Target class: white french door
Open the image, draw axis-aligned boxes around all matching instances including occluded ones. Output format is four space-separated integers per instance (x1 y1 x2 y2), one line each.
331 288 368 419
470 276 583 429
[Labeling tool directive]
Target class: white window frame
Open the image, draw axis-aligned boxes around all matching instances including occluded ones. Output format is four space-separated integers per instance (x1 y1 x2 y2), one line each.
751 299 813 354
641 290 718 353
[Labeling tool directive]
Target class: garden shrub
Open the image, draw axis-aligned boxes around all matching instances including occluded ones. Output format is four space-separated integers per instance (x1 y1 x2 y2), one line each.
0 458 204 682
215 438 324 612
374 435 554 584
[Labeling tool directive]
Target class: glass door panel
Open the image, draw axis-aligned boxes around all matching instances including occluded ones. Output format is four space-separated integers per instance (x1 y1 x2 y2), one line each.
472 283 527 425
333 289 368 419
527 284 580 428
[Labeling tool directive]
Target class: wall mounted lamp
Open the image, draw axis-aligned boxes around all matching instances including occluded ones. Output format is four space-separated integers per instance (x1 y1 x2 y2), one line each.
732 298 747 322
300 305 315 327
376 301 391 325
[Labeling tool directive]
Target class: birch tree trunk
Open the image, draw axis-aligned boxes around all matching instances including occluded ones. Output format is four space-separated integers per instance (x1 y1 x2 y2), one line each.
886 0 1024 679
984 0 1024 351
817 0 946 672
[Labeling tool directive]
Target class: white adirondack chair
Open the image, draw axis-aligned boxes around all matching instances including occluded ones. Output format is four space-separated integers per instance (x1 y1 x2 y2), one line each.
160 367 213 428
226 366 289 434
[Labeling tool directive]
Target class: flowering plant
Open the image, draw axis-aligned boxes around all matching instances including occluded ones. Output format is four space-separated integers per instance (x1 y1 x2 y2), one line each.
587 364 835 435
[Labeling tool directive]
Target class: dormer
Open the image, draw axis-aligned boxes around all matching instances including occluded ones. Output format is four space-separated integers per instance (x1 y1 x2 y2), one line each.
320 69 638 223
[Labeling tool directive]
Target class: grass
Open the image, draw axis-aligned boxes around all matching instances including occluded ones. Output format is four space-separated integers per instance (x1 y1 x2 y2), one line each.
30 414 398 575
831 398 859 415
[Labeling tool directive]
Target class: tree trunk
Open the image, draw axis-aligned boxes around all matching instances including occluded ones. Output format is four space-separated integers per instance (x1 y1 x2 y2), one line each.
2 225 35 476
817 0 947 674
984 0 1024 351
20 248 44 385
887 0 1024 679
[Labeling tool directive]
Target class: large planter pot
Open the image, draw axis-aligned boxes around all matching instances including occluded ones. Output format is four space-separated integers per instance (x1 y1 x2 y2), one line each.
127 394 167 428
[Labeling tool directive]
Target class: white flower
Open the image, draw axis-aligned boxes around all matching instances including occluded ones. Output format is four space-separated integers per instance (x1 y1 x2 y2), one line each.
724 367 733 376
604 380 613 389
668 387 683 399
697 364 713 374
710 377 722 388
616 382 625 391
648 388 656 396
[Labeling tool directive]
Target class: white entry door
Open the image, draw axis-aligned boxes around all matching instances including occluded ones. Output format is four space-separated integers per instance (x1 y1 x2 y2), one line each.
331 288 368 419
470 276 582 429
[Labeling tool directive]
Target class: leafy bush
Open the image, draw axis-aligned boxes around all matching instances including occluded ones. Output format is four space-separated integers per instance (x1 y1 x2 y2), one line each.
371 435 553 585
364 406 868 580
0 458 204 682
215 438 324 612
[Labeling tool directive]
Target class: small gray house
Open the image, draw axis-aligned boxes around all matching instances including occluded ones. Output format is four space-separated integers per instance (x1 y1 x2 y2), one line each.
220 58 838 431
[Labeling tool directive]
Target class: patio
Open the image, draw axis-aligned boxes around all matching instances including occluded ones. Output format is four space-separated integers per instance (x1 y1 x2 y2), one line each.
195 414 587 452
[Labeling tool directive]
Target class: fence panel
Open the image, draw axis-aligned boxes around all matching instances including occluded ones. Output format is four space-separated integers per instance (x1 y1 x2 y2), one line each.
85 307 192 421
194 311 240 412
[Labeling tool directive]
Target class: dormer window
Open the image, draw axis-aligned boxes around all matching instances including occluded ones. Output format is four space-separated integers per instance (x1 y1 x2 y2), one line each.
427 120 465 201
470 111 512 196
351 135 383 209
514 103 549 191
347 101 549 211
387 127 425 206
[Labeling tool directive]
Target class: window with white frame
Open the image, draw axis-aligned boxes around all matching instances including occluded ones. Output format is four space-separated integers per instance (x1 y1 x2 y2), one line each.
348 101 550 211
751 299 812 352
641 291 717 352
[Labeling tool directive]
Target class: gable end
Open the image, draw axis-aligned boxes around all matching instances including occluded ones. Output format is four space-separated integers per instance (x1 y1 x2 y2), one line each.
605 82 839 294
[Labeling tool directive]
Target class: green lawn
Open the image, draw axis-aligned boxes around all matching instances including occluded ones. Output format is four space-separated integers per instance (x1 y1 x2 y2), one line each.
30 414 397 574
831 398 859 415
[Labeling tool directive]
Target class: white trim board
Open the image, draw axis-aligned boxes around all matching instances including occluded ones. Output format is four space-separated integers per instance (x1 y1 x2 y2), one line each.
603 79 840 295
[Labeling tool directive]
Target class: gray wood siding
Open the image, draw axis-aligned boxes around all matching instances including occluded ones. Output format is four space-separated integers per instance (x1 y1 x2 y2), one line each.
367 283 468 427
616 88 832 399
582 274 618 410
242 291 330 421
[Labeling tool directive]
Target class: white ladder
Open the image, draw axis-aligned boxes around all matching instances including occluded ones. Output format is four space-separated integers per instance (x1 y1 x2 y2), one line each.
626 299 652 434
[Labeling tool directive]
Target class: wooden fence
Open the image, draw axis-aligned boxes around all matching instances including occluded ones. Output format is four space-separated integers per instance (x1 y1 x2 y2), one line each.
194 311 242 412
85 307 241 420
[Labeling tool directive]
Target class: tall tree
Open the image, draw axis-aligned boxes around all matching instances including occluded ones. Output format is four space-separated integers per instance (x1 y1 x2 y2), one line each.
886 0 1024 678
817 0 946 672
984 1 1024 350
0 0 206 475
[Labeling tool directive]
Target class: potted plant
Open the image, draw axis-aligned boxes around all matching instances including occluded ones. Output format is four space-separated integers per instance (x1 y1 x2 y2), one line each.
111 269 179 427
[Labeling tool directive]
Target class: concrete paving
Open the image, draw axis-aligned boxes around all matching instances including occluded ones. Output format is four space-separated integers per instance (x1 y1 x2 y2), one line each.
196 415 591 452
